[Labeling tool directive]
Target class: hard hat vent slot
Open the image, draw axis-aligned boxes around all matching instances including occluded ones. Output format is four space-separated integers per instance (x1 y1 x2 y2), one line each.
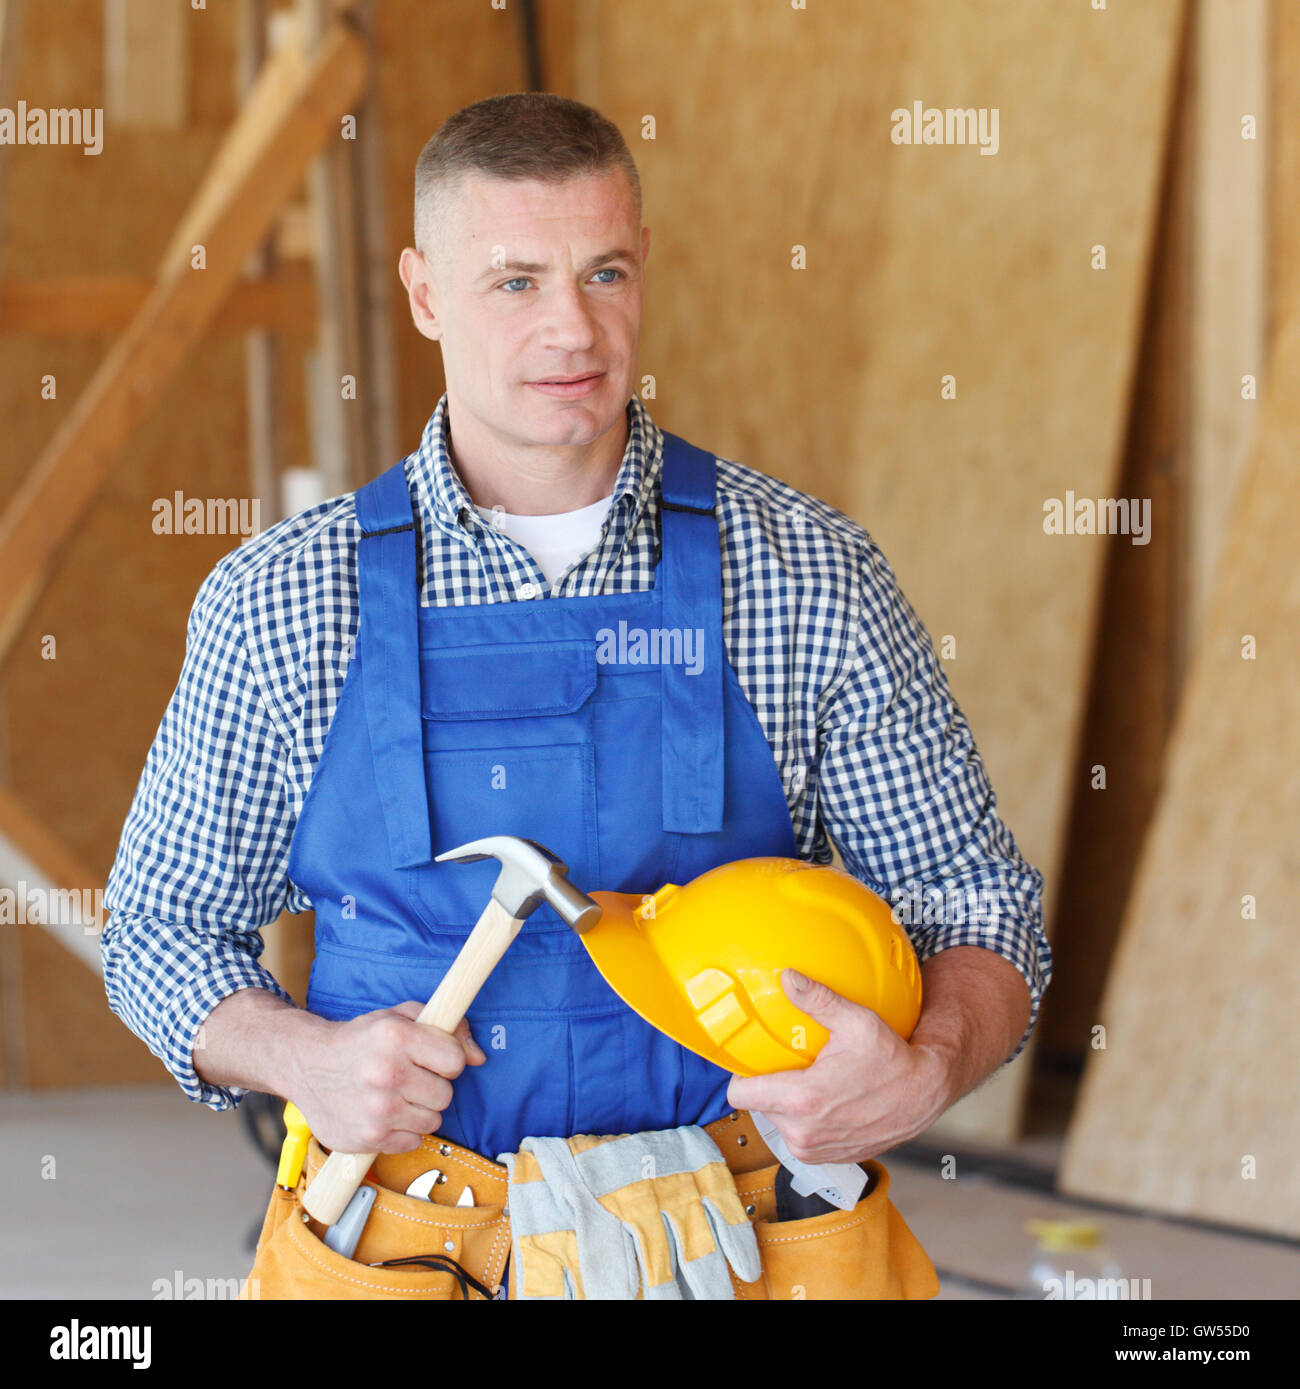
684 968 751 1046
684 967 734 1010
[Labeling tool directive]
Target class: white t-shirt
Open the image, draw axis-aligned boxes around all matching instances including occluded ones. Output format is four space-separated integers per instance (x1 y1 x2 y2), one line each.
473 493 615 588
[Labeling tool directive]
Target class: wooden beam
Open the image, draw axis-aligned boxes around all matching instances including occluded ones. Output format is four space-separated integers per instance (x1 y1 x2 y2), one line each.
0 274 317 337
301 0 366 494
0 0 30 1087
349 0 400 479
104 0 188 131
0 0 27 302
274 200 317 261
0 15 367 665
0 786 104 975
240 0 285 532
0 786 167 1089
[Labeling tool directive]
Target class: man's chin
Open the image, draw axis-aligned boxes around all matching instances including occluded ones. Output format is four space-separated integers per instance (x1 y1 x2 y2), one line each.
520 387 623 441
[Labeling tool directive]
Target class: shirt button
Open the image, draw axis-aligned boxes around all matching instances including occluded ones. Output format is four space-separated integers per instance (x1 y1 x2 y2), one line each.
519 582 538 600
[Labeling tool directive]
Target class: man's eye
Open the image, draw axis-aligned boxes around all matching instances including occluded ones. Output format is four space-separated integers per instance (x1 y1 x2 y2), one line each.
591 268 623 283
501 278 530 293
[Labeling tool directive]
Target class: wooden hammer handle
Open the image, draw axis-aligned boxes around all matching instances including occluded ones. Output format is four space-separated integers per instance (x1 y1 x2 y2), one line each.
301 895 524 1225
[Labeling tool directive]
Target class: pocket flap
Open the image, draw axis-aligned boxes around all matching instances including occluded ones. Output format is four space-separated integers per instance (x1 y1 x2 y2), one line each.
420 640 597 721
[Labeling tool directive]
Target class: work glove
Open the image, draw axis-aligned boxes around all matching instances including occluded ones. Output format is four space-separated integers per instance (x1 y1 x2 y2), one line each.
500 1125 761 1300
497 1146 585 1300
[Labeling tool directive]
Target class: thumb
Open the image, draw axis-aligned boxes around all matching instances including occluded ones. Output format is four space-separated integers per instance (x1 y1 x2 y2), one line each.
454 1017 487 1064
781 969 856 1027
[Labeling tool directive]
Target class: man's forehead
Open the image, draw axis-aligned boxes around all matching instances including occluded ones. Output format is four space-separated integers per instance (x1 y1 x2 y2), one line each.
453 169 635 226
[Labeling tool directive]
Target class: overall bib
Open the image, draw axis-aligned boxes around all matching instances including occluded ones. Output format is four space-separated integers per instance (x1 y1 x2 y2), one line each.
289 430 799 1157
248 428 940 1299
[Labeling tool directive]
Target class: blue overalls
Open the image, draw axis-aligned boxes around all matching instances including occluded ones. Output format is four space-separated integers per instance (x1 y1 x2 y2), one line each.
288 427 799 1161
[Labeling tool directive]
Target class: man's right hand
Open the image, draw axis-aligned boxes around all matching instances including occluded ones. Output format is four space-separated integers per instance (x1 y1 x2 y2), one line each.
288 1001 487 1155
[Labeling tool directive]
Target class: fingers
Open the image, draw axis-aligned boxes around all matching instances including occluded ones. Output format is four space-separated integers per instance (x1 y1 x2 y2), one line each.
387 1004 486 1066
320 1004 488 1152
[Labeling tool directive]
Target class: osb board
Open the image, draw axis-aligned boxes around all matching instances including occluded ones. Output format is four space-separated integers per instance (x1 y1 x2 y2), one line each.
1271 0 1300 333
1187 0 1269 638
1038 18 1192 1061
0 0 309 1084
572 0 1184 1140
1059 305 1300 1238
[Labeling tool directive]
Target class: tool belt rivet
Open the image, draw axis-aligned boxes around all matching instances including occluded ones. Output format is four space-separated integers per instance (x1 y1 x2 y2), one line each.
439 1144 451 1157
737 1135 748 1147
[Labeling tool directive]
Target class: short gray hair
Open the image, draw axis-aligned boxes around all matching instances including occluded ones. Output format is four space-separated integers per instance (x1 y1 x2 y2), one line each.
414 92 641 258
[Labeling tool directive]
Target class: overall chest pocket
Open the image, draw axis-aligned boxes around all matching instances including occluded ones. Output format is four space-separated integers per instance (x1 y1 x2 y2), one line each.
406 640 602 934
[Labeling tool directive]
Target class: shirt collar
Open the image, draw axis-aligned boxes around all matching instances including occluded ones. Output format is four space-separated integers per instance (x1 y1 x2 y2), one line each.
408 392 662 538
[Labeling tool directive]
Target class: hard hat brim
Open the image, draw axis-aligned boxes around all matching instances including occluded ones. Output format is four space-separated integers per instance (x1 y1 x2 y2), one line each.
582 889 748 1074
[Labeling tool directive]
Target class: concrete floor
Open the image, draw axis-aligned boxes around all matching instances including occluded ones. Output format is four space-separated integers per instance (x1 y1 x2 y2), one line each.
0 1086 268 1299
2 1084 1297 1299
888 1140 1300 1300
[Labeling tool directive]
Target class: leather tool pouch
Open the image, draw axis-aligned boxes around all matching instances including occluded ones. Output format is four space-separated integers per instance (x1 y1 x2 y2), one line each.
243 1110 939 1300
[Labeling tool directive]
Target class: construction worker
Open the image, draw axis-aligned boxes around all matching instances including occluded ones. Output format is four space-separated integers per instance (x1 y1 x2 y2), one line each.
103 92 1050 1296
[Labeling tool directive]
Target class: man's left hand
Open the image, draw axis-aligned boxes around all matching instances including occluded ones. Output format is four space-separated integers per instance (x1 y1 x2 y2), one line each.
725 968 952 1165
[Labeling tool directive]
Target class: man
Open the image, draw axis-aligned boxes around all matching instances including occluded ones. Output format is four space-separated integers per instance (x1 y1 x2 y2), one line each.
104 93 1048 1243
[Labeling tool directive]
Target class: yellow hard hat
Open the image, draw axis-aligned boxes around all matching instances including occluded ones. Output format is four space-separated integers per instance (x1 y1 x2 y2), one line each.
583 857 922 1076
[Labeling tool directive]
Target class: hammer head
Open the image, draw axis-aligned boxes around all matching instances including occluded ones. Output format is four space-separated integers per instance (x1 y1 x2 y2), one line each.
434 836 602 933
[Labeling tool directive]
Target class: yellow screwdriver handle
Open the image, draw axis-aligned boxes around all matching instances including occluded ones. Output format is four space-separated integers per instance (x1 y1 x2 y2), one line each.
276 1102 311 1190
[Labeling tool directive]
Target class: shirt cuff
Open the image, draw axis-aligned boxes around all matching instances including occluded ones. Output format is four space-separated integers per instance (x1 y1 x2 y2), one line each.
912 914 1052 1064
101 914 295 1111
172 969 296 1111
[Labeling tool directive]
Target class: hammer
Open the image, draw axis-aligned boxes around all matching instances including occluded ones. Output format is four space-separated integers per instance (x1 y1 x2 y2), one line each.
301 836 602 1224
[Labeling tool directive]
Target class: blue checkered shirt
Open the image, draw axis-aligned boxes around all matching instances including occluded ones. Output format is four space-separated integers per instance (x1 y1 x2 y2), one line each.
103 394 1050 1110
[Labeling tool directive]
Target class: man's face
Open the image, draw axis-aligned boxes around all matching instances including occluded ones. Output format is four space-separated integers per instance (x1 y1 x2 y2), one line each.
407 169 648 452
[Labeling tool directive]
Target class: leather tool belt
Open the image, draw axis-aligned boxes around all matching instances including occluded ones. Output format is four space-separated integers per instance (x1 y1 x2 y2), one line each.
243 1109 940 1300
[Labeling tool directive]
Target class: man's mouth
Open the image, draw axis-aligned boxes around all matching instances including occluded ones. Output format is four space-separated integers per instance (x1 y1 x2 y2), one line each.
528 372 605 397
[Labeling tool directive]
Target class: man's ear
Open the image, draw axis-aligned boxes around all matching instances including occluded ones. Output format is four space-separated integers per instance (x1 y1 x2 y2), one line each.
399 247 441 342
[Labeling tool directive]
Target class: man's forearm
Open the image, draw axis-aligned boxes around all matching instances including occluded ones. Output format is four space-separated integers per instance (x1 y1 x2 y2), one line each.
193 987 329 1097
910 946 1033 1111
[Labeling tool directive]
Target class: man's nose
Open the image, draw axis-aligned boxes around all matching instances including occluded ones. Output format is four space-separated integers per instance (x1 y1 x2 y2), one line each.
539 281 602 347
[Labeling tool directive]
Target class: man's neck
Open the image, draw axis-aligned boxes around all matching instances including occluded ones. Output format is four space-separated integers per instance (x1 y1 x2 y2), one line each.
446 404 627 516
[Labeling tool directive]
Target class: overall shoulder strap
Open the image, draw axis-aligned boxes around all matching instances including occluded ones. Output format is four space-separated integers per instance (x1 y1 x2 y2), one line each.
353 460 433 868
657 431 724 834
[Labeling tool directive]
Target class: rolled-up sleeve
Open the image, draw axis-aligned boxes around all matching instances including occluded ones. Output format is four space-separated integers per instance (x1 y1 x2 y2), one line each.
814 535 1051 1062
102 557 297 1110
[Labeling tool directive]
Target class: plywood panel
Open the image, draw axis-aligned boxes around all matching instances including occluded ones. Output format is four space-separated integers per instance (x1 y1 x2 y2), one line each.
1038 16 1192 1063
576 0 1184 1140
1271 0 1300 331
1059 302 1300 1238
1187 0 1268 638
